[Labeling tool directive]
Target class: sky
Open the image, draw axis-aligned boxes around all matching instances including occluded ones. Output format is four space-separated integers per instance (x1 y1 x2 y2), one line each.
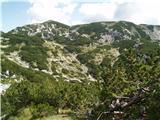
1 0 160 32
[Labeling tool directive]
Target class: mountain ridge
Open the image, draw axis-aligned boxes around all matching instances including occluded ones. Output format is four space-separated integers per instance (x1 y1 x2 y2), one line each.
5 20 160 32
6 20 160 43
1 20 160 83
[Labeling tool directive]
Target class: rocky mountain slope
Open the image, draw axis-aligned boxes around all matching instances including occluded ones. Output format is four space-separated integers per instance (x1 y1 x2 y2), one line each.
1 20 160 120
1 20 160 84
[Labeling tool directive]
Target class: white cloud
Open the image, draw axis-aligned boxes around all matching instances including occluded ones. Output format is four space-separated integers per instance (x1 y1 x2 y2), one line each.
79 0 160 25
114 2 160 24
79 3 117 22
27 0 160 25
27 0 77 25
71 20 84 25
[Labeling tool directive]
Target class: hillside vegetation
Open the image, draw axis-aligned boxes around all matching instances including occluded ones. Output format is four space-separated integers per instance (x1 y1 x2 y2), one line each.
1 20 160 120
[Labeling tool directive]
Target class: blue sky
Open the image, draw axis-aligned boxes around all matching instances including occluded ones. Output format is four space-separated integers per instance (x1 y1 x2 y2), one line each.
1 0 160 32
1 1 31 32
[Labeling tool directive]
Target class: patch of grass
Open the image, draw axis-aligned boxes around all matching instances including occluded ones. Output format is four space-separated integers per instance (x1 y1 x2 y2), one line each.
42 114 73 120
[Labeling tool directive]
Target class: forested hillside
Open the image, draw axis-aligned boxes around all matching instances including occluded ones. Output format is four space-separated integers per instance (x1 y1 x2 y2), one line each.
1 20 160 120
